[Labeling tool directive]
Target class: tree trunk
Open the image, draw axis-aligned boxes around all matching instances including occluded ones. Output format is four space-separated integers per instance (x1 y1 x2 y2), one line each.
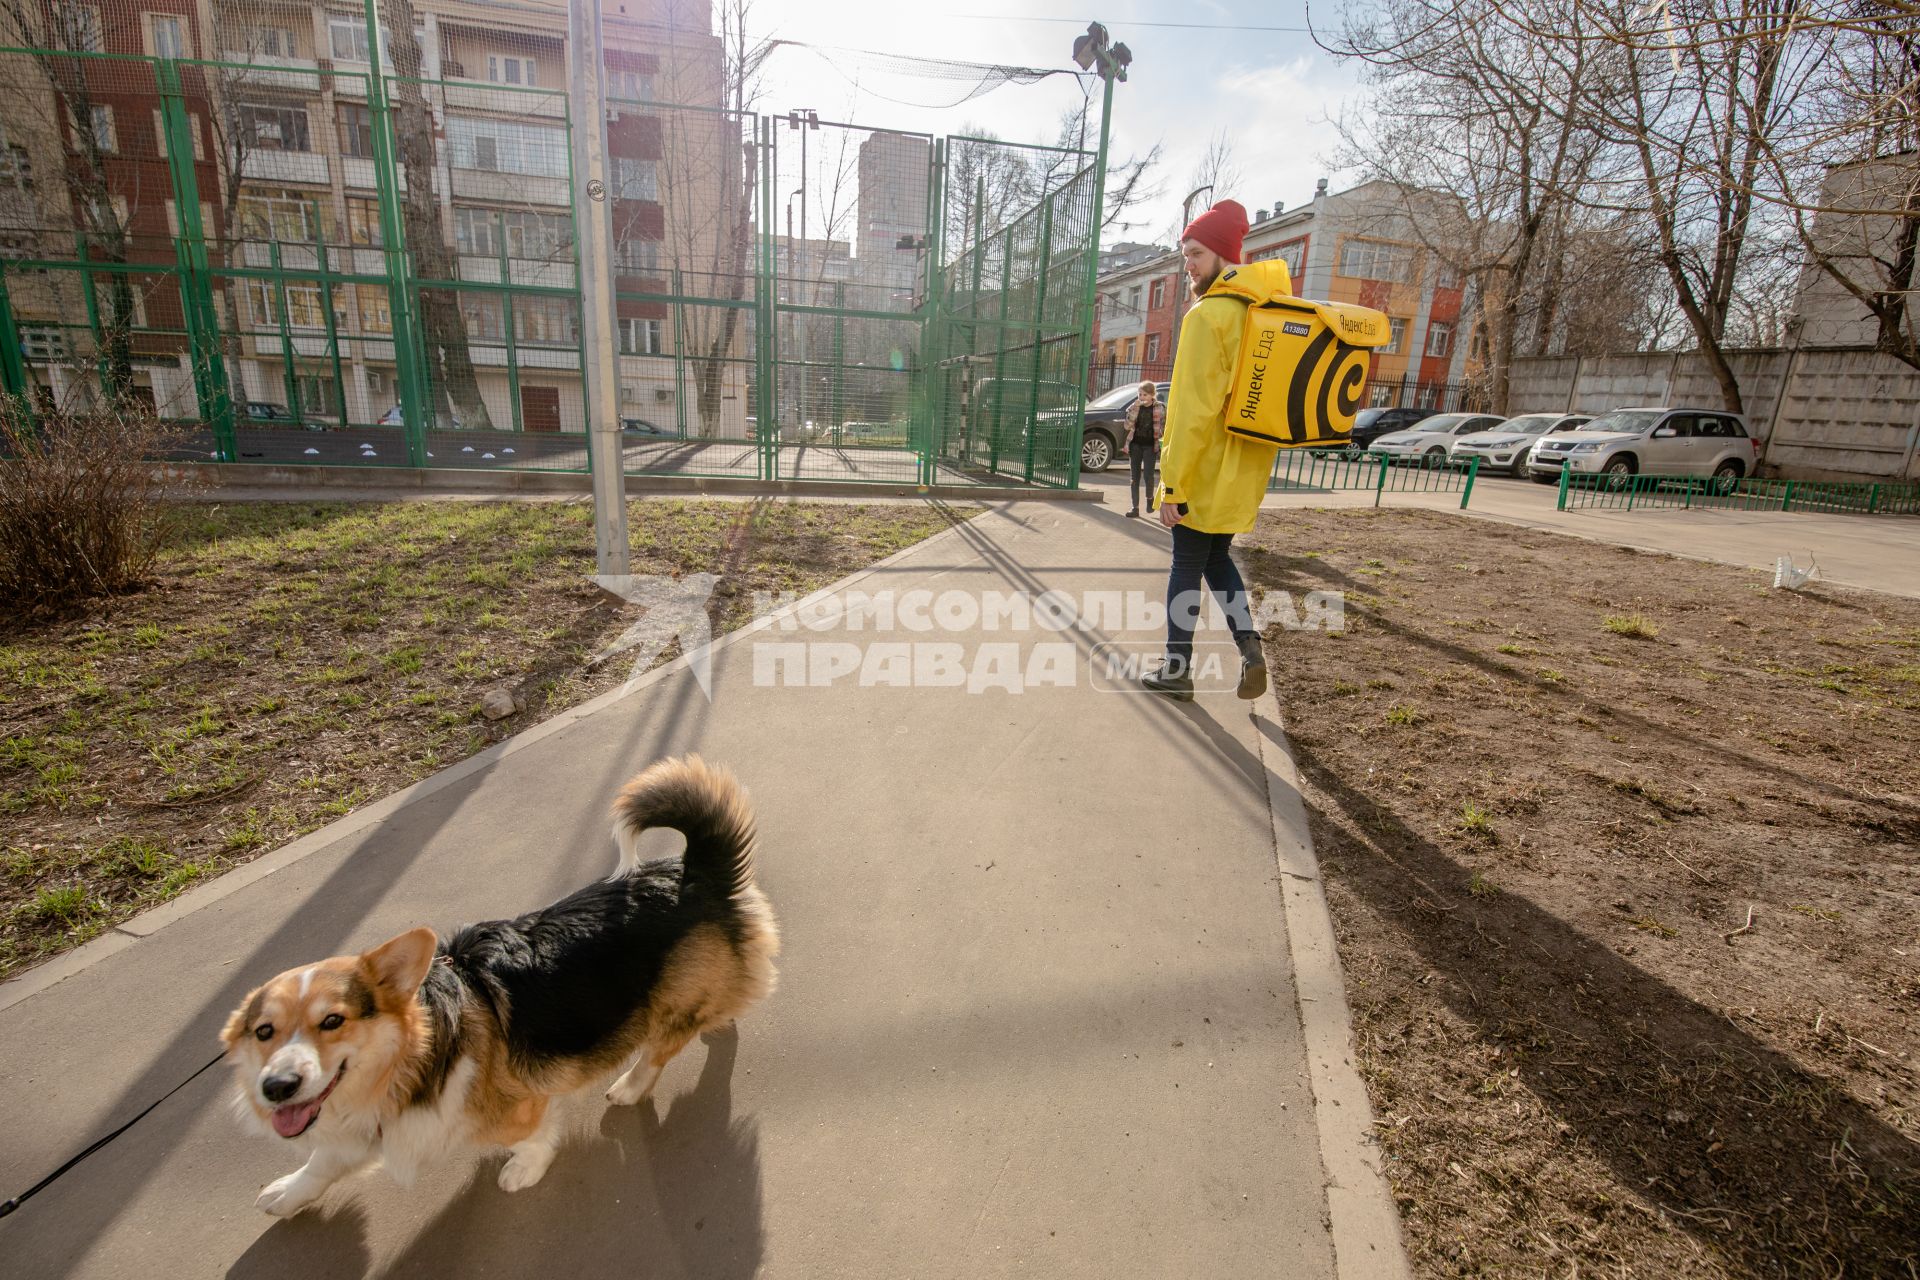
384 6 492 429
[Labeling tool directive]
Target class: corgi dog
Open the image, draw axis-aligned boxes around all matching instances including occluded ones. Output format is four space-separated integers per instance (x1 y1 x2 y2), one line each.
221 756 778 1217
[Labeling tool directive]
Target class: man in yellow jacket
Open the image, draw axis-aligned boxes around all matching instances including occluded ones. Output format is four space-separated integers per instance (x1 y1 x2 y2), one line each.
1144 199 1284 702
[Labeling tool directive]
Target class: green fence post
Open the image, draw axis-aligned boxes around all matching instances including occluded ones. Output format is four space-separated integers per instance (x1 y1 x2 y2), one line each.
0 267 28 409
1374 454 1389 507
313 206 347 425
76 233 109 396
267 238 301 421
757 115 777 481
1556 464 1571 511
360 3 429 467
672 267 687 437
1868 483 1881 514
498 211 522 432
1459 455 1479 509
1022 198 1055 485
987 223 1014 474
1781 480 1795 512
157 59 232 453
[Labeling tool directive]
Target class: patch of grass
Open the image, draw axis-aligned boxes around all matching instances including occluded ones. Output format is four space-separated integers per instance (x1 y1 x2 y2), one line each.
100 836 168 878
1603 613 1660 639
1385 704 1424 727
24 883 92 924
1467 872 1497 899
1496 642 1540 656
1789 903 1842 923
1629 915 1678 938
1332 680 1361 696
1366 677 1396 690
1456 803 1498 840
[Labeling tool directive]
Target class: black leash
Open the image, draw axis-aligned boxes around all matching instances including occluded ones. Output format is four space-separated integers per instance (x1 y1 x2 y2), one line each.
0 1049 227 1220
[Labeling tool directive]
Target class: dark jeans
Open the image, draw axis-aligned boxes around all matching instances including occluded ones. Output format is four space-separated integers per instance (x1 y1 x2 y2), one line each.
1129 444 1156 512
1165 524 1255 669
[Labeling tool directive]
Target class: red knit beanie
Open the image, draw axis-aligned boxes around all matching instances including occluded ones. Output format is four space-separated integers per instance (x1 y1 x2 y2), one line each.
1182 199 1249 264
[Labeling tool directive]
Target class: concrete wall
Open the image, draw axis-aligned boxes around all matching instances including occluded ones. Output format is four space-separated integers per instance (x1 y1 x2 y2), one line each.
1506 346 1920 482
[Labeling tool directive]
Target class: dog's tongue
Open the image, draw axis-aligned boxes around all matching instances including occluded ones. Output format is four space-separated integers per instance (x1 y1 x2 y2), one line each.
271 1098 323 1138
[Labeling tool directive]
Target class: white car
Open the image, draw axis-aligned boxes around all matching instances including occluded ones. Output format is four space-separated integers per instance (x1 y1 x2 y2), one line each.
1369 412 1505 465
1450 412 1592 478
1526 406 1760 484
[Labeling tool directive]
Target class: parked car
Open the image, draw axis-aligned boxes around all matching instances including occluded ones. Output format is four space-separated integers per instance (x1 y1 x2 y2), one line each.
1348 405 1439 450
244 401 328 432
1449 412 1592 477
1074 381 1167 471
975 378 1106 470
1526 406 1759 484
1369 412 1505 465
621 417 671 437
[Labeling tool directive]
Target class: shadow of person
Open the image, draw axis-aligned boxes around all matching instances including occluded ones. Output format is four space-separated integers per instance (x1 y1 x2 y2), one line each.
225 1200 373 1280
374 1026 764 1280
1272 724 1920 1274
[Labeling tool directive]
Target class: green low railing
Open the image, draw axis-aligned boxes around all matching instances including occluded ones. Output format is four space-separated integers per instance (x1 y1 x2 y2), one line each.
1556 470 1920 515
1269 448 1481 508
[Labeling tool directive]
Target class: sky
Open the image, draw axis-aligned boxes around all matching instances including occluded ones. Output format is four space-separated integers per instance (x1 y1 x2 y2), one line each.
743 1 1370 248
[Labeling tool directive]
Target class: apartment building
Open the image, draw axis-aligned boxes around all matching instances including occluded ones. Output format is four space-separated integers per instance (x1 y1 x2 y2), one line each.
0 0 733 433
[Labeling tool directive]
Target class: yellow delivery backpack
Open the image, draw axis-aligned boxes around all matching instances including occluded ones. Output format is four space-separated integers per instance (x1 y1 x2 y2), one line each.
1223 289 1391 449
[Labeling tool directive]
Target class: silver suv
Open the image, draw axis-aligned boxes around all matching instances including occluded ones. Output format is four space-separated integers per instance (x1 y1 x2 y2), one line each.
1526 407 1760 484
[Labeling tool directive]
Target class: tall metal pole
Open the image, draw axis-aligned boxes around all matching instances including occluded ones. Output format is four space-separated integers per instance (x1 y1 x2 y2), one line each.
569 0 628 574
1163 182 1212 383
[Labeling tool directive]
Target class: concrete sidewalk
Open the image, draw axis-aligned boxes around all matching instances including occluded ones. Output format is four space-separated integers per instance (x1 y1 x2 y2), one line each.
0 503 1393 1278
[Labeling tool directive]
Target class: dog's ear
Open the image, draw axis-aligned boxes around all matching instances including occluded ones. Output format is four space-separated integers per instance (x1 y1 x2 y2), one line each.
221 986 265 1048
359 926 438 997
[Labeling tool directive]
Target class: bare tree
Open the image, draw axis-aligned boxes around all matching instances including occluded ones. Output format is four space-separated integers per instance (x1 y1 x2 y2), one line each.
0 0 143 405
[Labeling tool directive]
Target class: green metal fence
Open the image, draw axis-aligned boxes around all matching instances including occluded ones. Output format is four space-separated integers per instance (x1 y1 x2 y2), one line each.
0 6 1097 489
1556 471 1920 515
1270 448 1483 508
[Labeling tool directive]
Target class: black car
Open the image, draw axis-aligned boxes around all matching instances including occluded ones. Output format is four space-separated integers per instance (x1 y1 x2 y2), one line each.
1348 406 1439 450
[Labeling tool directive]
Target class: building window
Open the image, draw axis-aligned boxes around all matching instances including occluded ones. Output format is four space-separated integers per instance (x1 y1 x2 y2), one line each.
59 3 103 52
1145 334 1160 364
153 109 206 161
446 116 568 178
611 157 658 201
22 326 69 361
239 103 311 152
247 281 327 329
487 55 537 87
1127 284 1142 312
515 297 578 347
1122 338 1136 364
1383 317 1408 354
254 25 299 58
455 207 572 260
345 196 382 246
614 238 659 273
1149 278 1166 309
337 104 374 159
329 20 423 66
619 316 663 355
88 105 116 154
1338 238 1414 283
1426 321 1455 358
297 372 342 419
1433 262 1461 290
1 126 33 190
149 13 189 58
608 69 654 101
238 192 326 242
354 284 391 332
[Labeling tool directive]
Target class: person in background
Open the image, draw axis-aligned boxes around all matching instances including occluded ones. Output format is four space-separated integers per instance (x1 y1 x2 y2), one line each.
1142 198 1279 703
1124 381 1162 518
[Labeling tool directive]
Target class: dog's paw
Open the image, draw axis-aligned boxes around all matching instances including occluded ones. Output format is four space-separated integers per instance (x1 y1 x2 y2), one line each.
256 1172 321 1217
497 1149 554 1193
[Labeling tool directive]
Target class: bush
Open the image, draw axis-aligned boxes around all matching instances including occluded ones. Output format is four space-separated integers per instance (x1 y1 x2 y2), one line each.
0 397 187 616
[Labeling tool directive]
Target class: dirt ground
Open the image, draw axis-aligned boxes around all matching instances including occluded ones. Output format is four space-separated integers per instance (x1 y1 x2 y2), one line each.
1239 508 1919 1279
0 497 966 979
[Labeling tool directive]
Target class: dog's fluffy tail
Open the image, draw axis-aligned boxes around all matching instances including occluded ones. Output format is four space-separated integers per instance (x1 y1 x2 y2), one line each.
609 756 758 900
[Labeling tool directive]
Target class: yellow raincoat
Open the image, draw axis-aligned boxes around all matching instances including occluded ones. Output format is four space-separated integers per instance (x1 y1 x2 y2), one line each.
1158 259 1293 534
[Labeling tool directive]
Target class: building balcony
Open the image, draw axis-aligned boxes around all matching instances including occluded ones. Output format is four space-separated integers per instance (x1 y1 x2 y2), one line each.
450 167 568 207
456 256 578 290
442 82 567 120
239 150 331 186
220 56 324 94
